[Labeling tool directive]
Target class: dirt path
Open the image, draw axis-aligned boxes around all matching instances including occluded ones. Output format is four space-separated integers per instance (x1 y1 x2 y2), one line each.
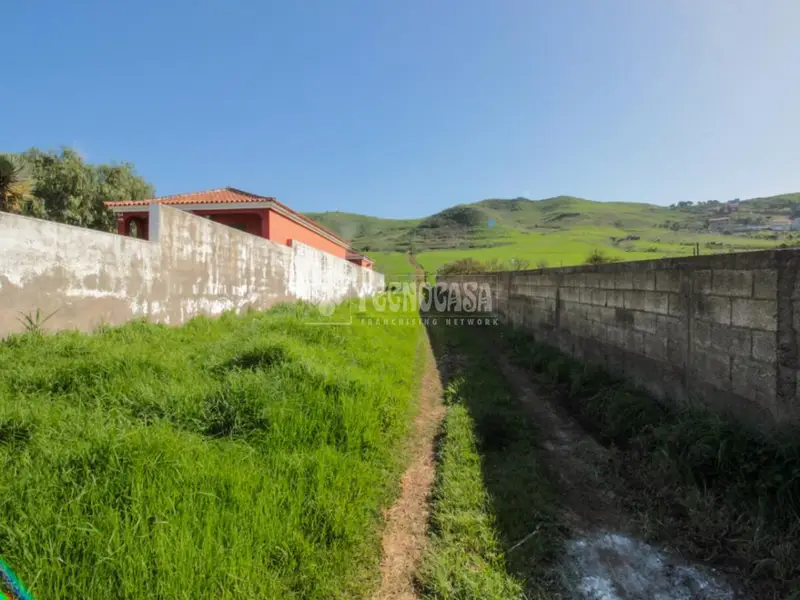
372 337 445 600
494 354 737 600
495 355 623 534
406 250 426 280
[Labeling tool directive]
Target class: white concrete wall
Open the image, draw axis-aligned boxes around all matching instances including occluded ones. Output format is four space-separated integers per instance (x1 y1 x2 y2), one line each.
0 205 384 335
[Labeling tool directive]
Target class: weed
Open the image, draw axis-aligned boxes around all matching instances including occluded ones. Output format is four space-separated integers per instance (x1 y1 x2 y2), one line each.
16 307 59 335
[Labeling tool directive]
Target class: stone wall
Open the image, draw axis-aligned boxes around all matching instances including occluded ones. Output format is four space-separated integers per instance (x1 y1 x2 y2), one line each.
441 250 800 429
0 205 384 336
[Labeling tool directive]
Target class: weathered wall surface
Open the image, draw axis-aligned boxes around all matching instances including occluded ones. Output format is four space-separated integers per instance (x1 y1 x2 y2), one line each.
442 250 800 429
0 205 383 335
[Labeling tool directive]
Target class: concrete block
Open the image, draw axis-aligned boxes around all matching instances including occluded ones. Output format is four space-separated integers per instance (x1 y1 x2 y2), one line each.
667 337 688 366
589 320 608 341
597 273 616 289
732 357 776 408
615 271 633 290
532 273 556 287
580 288 594 304
692 319 712 347
614 307 635 327
532 285 558 299
585 273 603 288
563 273 586 288
633 310 658 334
753 269 778 299
624 328 645 354
560 287 580 302
718 326 752 357
655 269 682 292
624 290 647 311
795 300 800 331
607 325 625 346
693 270 713 293
668 292 687 318
631 271 656 291
692 320 750 357
731 298 778 331
752 330 777 363
712 269 753 298
694 295 731 325
644 291 670 314
691 349 731 390
606 290 625 308
596 305 617 322
590 289 607 306
657 314 686 341
644 332 669 361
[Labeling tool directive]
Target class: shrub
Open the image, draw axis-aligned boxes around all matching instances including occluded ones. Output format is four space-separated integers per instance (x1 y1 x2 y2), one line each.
583 249 618 265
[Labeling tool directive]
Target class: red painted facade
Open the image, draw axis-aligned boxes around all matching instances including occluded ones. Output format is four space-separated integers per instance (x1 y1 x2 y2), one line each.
267 208 348 259
106 188 371 267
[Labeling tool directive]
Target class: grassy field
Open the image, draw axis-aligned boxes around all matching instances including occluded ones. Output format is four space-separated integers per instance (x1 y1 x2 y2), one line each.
0 301 422 599
373 226 783 279
308 193 799 277
418 324 561 599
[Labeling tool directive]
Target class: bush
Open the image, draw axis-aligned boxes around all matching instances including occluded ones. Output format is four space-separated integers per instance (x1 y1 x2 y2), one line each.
583 249 619 265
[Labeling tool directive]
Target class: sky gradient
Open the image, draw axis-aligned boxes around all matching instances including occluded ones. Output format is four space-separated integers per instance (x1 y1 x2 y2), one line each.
4 1 800 217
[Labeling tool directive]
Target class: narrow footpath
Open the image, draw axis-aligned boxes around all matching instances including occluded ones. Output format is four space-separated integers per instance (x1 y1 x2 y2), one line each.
372 337 445 600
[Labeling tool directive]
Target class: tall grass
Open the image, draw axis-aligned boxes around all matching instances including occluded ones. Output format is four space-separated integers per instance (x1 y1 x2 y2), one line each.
500 326 800 596
0 301 422 599
418 325 561 599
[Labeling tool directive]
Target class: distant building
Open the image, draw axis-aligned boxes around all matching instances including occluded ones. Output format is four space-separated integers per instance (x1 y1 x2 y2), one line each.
792 218 800 231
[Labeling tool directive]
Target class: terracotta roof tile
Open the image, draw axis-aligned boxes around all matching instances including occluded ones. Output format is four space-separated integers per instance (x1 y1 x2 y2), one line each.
105 187 350 248
104 187 273 207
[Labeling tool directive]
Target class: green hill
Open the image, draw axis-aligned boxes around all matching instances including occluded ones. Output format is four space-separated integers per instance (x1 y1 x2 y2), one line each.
307 193 800 276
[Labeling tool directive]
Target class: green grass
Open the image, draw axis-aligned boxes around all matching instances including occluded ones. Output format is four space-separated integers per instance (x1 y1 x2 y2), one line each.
368 251 417 278
307 193 798 256
307 193 799 276
498 326 800 597
0 301 423 599
418 325 561 599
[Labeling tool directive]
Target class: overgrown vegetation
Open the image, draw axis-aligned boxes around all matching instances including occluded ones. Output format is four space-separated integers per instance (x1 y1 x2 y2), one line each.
418 325 561 599
436 257 525 276
0 147 153 231
0 301 422 599
582 248 620 265
500 327 800 597
434 248 619 276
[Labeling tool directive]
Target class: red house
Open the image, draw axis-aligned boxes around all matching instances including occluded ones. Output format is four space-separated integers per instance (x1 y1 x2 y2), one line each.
105 187 372 268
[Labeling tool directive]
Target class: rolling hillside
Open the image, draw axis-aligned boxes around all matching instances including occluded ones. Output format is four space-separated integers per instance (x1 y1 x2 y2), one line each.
307 193 800 276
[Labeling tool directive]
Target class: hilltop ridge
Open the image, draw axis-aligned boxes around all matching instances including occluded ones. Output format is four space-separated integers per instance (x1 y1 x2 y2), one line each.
307 193 800 256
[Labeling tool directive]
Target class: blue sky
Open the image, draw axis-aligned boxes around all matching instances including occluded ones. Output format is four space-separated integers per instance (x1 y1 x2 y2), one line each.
4 1 799 217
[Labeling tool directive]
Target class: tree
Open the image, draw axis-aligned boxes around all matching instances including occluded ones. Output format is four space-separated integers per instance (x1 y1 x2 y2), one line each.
0 154 33 214
16 147 155 231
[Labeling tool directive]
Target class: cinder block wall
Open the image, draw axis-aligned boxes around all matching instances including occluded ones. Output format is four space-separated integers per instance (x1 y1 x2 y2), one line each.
442 250 800 429
0 205 384 336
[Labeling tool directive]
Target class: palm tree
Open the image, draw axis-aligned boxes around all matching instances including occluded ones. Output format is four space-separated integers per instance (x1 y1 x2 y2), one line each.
0 154 32 213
